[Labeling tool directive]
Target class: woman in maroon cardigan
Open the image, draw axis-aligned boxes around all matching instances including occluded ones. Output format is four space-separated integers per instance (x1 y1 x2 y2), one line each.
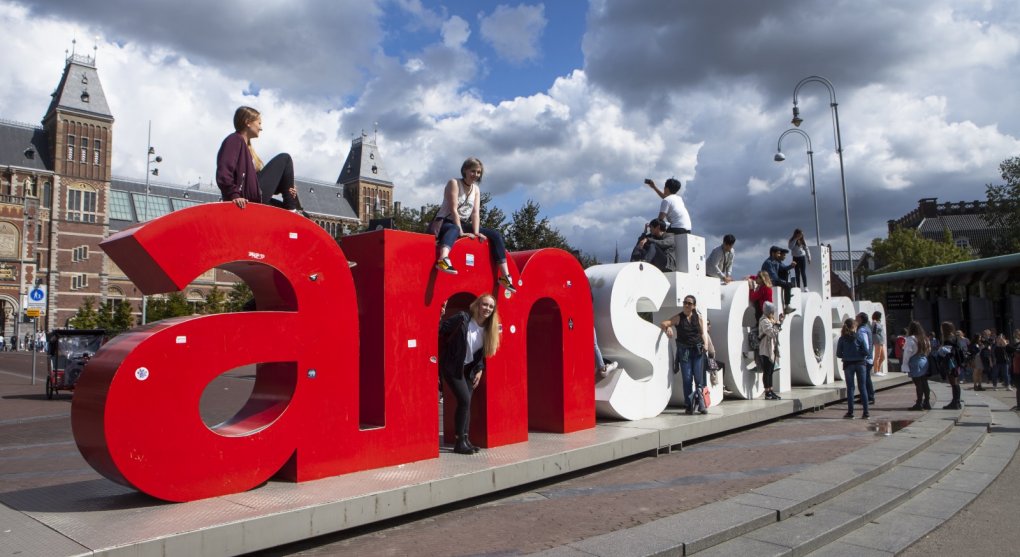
215 106 303 212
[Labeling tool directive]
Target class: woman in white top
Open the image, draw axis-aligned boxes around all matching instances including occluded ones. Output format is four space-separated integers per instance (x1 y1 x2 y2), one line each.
434 158 516 292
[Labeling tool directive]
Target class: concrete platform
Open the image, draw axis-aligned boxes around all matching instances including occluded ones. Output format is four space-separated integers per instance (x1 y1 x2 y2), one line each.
0 374 911 557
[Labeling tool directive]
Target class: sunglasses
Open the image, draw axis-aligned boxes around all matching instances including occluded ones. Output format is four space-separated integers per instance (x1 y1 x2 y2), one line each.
683 300 695 306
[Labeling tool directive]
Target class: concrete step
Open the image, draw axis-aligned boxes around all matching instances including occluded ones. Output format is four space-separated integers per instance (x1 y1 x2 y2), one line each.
803 397 1020 556
691 423 987 556
538 384 995 557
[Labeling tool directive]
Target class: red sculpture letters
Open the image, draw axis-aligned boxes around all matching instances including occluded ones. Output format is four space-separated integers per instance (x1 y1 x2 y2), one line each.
72 204 594 501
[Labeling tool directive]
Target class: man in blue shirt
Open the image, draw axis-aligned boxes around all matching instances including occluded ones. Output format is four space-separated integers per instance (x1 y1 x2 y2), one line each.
856 313 876 404
761 246 796 313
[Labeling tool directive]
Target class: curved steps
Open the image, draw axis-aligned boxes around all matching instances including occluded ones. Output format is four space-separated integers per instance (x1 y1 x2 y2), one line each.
537 383 1019 557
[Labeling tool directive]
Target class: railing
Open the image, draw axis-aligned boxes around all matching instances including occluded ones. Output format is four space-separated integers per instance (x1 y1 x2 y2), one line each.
0 194 26 206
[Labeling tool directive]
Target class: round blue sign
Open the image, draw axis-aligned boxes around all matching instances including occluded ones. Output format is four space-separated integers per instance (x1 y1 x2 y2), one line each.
29 288 44 302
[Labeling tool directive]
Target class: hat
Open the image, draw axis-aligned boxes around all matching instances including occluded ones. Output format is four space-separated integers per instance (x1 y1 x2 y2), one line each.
769 245 787 253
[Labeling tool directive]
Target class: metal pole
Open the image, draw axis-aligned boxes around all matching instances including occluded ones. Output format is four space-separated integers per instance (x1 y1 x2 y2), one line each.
30 317 37 386
142 121 151 325
806 150 821 249
831 103 855 299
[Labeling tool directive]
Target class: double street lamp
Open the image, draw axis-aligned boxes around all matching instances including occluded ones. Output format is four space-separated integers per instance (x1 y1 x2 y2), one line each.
791 76 855 299
141 121 162 325
774 128 820 249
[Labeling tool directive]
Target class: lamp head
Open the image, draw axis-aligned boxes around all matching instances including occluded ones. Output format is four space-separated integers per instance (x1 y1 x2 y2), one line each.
791 106 803 127
154 155 162 163
151 168 159 176
774 152 786 162
148 146 155 155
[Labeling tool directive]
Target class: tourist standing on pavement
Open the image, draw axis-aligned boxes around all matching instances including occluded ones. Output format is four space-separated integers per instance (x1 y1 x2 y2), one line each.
662 295 712 414
992 334 1011 391
757 302 785 401
433 158 517 293
787 229 811 290
438 293 500 454
856 313 876 405
902 321 931 410
837 318 870 419
938 322 965 410
978 329 995 388
1011 330 1020 410
872 311 887 376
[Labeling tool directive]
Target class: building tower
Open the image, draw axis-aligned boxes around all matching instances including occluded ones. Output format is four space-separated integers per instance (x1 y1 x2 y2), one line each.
337 131 394 227
41 45 114 328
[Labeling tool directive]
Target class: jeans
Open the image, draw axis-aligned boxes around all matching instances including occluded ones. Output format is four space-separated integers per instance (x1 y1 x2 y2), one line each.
257 153 299 209
677 343 705 410
594 328 606 373
864 361 875 400
792 256 808 288
438 220 508 264
845 363 869 415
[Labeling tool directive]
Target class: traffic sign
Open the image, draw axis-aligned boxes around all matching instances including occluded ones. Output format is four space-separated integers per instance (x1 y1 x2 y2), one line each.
25 308 41 317
27 286 47 309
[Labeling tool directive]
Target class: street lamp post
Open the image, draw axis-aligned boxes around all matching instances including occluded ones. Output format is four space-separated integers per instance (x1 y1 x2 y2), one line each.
141 121 162 325
774 128 820 249
792 75 854 299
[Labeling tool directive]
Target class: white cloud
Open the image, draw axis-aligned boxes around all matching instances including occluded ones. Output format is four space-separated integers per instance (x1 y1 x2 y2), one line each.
479 4 547 64
441 16 471 48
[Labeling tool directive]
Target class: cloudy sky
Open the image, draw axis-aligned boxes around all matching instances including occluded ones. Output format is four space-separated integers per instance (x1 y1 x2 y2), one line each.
2 0 1018 277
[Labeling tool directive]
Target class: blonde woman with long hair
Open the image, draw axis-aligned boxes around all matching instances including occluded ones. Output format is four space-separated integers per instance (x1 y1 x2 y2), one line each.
438 294 501 454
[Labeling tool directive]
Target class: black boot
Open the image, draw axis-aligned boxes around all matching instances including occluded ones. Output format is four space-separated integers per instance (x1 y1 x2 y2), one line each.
463 435 481 453
908 400 923 411
922 399 931 410
453 436 473 455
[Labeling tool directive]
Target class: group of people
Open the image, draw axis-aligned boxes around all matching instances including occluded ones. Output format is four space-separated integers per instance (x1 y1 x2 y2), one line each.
0 333 45 352
894 325 1020 411
835 312 886 418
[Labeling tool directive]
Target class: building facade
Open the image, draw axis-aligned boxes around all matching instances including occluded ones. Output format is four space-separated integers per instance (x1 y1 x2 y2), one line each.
887 197 1000 254
0 52 391 335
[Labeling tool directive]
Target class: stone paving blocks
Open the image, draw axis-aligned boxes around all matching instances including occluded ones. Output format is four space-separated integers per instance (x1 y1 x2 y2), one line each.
868 463 942 497
744 507 860 554
693 534 790 557
567 527 682 557
931 469 996 495
834 511 943 554
642 500 777 554
804 540 894 557
822 482 908 520
893 485 973 521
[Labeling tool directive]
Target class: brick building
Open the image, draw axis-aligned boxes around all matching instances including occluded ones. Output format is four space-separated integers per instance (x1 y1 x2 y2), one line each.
0 51 390 335
887 197 1001 254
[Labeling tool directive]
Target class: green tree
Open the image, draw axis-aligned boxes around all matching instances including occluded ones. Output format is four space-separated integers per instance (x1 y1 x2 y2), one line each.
505 199 569 251
863 227 972 299
96 299 135 336
225 282 253 313
393 202 438 234
145 292 192 322
982 155 1020 256
478 192 508 235
200 285 228 315
69 297 100 329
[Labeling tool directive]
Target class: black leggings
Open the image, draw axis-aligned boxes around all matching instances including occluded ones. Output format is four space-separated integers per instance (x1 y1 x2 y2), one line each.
1013 374 1020 408
443 365 473 437
912 376 930 403
257 153 299 209
792 256 807 288
759 356 776 390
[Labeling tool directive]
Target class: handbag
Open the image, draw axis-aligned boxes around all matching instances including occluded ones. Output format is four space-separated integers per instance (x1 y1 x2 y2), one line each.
702 386 712 409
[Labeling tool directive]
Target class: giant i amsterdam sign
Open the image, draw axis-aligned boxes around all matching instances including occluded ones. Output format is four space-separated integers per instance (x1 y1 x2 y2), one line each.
72 204 883 502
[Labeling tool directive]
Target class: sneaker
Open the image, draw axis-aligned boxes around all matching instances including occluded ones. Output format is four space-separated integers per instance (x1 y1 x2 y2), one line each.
843 413 855 419
876 371 888 376
922 401 931 410
435 258 458 275
784 306 796 314
974 385 985 391
869 399 875 405
862 413 870 419
942 401 962 410
908 402 923 411
772 392 782 400
604 361 619 374
498 275 517 293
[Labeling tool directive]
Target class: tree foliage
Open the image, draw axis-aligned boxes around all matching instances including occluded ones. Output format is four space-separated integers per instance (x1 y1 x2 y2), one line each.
225 282 253 313
96 299 134 336
200 285 228 315
145 292 193 322
69 297 100 329
982 155 1020 256
505 199 569 252
863 227 972 301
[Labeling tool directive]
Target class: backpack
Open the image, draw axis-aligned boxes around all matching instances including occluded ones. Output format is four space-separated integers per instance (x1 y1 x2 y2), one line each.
929 343 959 380
747 329 763 352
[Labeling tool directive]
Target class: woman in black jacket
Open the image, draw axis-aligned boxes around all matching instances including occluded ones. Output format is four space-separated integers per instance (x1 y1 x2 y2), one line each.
439 294 501 454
